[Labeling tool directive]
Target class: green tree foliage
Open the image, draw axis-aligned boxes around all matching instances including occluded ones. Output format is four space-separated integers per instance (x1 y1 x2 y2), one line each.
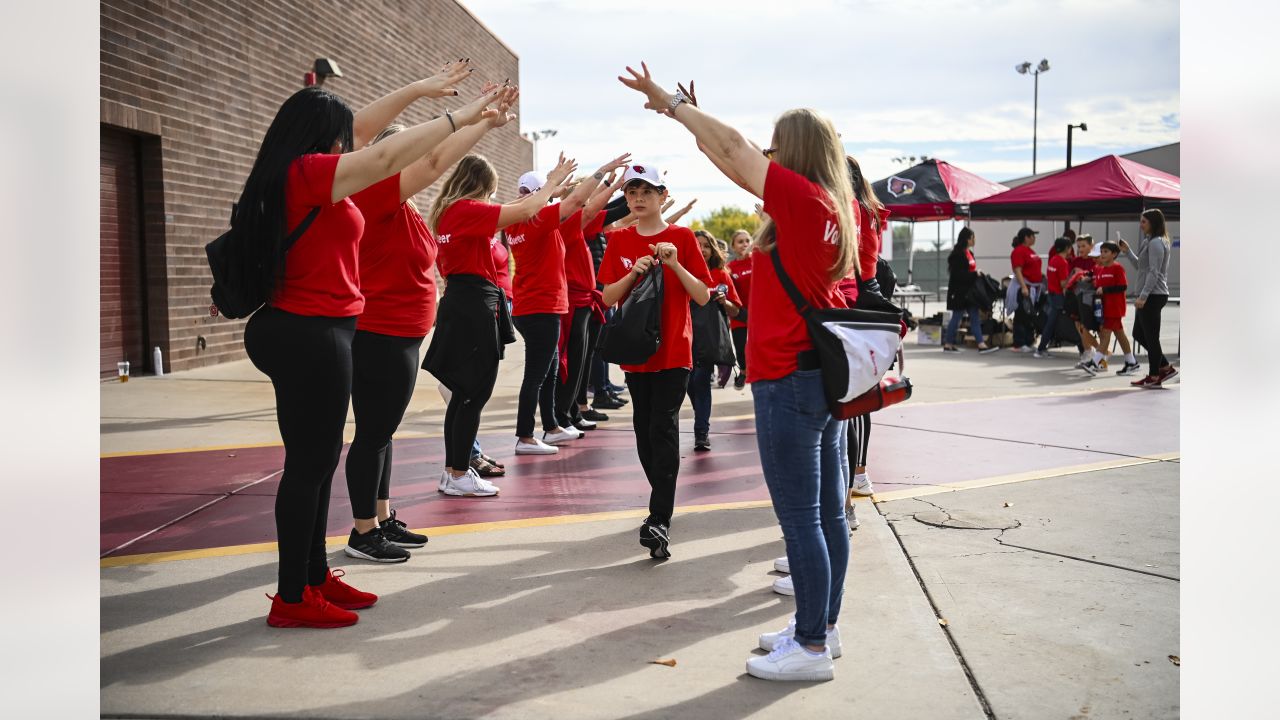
892 224 912 257
690 205 761 246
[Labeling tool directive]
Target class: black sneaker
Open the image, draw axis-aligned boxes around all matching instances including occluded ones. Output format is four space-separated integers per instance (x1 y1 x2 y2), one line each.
380 509 428 548
581 408 610 422
639 521 671 559
1116 361 1142 376
733 373 746 390
694 433 711 451
344 527 410 563
573 418 597 432
592 393 625 410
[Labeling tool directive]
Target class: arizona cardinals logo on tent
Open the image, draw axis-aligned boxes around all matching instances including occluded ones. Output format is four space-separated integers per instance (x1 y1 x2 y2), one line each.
887 176 916 198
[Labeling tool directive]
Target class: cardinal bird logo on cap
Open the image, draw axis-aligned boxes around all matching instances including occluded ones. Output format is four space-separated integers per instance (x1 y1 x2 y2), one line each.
632 165 645 174
887 176 916 198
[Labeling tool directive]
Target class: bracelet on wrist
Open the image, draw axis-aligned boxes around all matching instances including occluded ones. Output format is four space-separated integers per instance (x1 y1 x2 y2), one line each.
445 110 457 133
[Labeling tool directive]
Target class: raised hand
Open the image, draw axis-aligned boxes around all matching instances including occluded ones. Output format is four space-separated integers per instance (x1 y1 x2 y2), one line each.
595 152 632 178
487 84 520 128
618 62 674 114
452 83 504 127
546 152 578 186
417 59 473 98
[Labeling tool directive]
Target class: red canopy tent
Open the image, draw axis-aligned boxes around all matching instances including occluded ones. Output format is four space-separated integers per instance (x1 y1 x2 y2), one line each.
872 159 1009 221
969 154 1180 220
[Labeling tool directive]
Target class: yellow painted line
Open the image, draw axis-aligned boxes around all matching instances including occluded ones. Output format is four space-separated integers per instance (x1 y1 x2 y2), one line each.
870 453 1179 503
101 440 286 458
100 499 775 568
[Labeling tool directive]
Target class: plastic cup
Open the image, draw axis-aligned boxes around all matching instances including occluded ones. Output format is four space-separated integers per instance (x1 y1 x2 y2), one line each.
118 360 130 382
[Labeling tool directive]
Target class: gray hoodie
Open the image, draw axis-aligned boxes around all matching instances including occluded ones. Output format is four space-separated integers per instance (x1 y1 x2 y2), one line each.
1124 234 1171 300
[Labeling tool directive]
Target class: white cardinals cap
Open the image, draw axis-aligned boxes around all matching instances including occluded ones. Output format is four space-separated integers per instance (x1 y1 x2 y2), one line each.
517 171 545 194
622 163 664 190
1088 243 1102 257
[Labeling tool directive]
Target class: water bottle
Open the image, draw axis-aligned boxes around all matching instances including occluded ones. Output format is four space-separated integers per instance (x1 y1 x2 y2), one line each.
153 346 164 377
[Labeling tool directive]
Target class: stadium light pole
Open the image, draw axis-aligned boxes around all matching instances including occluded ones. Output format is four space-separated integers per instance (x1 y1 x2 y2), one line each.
1015 59 1050 175
522 129 558 170
1067 122 1088 168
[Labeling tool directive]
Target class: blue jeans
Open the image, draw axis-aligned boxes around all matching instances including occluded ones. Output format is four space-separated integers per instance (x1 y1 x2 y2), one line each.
1037 293 1064 352
752 369 849 647
470 439 483 460
687 364 713 435
943 307 984 346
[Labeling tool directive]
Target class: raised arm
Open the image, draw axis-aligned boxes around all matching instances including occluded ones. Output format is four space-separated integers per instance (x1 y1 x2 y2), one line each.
399 84 519 201
581 172 626 228
664 198 697 225
496 153 577 229
354 60 473 149
619 63 769 198
557 153 631 221
332 86 501 202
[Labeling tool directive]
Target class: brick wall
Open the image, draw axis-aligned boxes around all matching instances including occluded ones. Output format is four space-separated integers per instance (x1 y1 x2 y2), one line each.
100 0 532 371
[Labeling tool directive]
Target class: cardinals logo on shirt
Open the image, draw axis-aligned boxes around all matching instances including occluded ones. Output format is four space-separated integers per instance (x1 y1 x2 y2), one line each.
621 257 634 270
886 176 916 198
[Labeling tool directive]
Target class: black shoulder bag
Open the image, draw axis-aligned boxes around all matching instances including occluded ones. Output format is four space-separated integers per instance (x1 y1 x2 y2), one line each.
598 260 664 365
769 249 905 417
206 205 321 319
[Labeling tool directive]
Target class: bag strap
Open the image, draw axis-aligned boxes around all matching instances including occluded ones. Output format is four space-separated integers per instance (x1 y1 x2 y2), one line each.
769 247 814 316
283 206 322 253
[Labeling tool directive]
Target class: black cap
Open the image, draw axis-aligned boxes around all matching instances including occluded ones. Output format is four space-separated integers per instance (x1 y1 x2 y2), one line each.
1016 227 1040 239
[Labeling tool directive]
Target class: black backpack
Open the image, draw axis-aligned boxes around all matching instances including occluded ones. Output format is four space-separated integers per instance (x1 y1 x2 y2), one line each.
691 300 735 366
205 206 320 319
598 261 664 365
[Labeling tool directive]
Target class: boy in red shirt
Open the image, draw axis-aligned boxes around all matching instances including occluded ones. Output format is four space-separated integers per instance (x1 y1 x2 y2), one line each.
1034 237 1072 358
1094 242 1141 376
598 163 713 559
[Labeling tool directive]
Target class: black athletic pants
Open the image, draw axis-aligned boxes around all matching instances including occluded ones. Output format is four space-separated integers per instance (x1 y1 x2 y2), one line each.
443 361 499 473
513 313 561 438
555 306 591 427
847 412 871 469
244 306 355 603
1133 294 1169 377
731 326 748 376
345 330 424 519
577 314 603 409
625 368 690 527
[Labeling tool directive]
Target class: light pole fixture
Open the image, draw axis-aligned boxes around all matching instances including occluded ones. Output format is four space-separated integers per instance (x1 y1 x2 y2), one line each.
1015 58 1050 174
305 58 343 87
522 129 558 170
1066 122 1088 168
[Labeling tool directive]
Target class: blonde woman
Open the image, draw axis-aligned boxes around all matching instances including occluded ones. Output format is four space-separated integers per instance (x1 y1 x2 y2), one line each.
621 63 858 682
423 153 574 496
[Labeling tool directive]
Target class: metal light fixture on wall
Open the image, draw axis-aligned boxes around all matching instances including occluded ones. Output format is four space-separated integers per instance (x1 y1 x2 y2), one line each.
304 58 344 87
1067 122 1088 168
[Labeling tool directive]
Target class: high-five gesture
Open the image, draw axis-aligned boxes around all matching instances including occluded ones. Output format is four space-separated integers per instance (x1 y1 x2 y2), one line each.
593 152 632 179
416 59 474 98
451 84 506 127
545 153 578 188
618 62 678 115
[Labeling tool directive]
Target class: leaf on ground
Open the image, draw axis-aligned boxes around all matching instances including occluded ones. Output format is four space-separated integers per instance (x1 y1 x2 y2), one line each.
1169 655 1180 666
1003 502 1014 508
650 658 677 667
938 618 949 626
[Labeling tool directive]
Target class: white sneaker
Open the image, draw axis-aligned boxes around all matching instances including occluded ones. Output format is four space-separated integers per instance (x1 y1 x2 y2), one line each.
438 470 449 493
542 427 580 445
772 575 794 596
440 469 499 497
1018 345 1035 353
846 505 860 531
773 556 790 574
746 636 834 682
759 617 843 658
850 473 874 496
514 438 559 455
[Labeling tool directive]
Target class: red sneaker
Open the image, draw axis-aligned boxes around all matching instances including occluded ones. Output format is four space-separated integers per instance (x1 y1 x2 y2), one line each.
314 568 377 610
1131 375 1159 388
1157 365 1179 385
266 586 358 628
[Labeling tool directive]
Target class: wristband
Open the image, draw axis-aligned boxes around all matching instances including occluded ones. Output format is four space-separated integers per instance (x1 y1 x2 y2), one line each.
445 110 457 133
668 89 688 113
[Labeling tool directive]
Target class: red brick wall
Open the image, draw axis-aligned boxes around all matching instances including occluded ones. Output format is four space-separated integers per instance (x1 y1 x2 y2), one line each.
100 0 532 371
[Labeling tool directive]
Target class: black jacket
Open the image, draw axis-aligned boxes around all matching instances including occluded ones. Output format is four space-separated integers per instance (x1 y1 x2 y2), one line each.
946 250 979 310
422 275 515 401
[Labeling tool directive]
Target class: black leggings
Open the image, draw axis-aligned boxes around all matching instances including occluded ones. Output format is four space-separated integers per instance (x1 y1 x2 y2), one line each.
513 313 561 437
1133 294 1169 377
577 314 603 408
345 330 424 519
443 360 499 473
555 306 591 426
731 326 748 374
244 306 355 603
626 368 691 527
848 413 871 469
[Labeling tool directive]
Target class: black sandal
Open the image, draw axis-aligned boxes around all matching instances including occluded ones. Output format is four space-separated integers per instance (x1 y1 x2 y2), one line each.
479 452 505 469
470 455 505 477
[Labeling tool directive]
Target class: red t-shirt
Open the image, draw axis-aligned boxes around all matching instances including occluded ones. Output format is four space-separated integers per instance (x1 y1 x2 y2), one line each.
271 153 366 317
727 255 753 330
1045 254 1069 296
598 224 713 373
491 237 512 296
967 249 978 272
507 203 569 316
1093 263 1128 318
857 207 891 281
350 173 438 337
1011 244 1043 284
436 199 500 284
747 162 858 383
561 209 600 309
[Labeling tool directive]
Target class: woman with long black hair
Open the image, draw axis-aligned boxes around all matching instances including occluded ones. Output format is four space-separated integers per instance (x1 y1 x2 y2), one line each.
943 227 997 353
341 83 519 564
240 63 502 628
621 63 857 681
1119 209 1178 387
424 153 574 494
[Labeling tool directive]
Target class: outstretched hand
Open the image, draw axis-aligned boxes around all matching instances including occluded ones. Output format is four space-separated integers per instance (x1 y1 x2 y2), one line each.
618 62 674 115
453 83 505 126
546 152 578 187
418 59 473 98
596 152 632 178
485 82 519 128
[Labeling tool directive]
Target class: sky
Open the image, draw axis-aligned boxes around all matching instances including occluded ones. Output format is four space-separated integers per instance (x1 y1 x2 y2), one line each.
461 0 1179 244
